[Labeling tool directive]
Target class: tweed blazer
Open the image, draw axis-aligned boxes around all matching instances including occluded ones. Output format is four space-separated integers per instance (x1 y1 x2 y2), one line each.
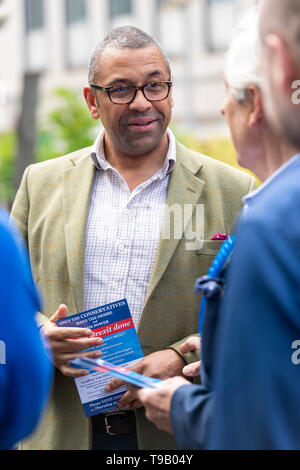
11 140 256 450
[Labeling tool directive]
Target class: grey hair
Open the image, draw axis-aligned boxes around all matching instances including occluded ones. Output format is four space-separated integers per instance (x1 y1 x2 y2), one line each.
224 6 265 102
88 26 171 84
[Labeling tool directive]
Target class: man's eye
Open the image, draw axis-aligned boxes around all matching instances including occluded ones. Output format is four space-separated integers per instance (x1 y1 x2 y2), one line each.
111 86 130 94
149 82 162 88
147 82 166 92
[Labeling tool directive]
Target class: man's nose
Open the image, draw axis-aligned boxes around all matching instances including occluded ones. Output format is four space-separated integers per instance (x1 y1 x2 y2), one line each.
129 89 152 112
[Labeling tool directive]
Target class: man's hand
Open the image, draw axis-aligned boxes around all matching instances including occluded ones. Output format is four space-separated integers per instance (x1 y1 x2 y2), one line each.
180 336 201 377
105 349 186 410
129 377 190 434
41 304 103 377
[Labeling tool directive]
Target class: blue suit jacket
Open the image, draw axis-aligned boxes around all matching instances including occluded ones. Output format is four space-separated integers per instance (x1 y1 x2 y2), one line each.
171 292 221 449
172 154 300 449
0 209 53 449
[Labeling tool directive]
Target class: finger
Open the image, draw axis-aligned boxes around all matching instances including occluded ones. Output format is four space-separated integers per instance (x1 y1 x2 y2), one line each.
50 304 69 323
179 336 200 353
117 391 136 409
57 349 103 362
50 337 102 353
47 326 94 341
135 387 153 404
58 363 90 378
182 361 201 377
65 337 103 351
179 336 201 354
105 378 125 393
128 399 143 410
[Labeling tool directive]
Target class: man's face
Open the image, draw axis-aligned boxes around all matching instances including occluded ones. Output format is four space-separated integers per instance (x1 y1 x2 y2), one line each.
89 46 173 157
220 78 254 169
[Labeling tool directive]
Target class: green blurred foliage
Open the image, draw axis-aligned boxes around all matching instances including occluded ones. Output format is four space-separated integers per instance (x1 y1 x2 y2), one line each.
0 132 16 204
0 87 259 205
37 88 98 161
0 0 6 29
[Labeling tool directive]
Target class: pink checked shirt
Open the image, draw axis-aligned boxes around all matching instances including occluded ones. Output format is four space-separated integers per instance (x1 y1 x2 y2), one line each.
84 129 176 329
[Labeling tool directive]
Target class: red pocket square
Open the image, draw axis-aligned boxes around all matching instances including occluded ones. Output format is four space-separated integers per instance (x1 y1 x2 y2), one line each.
210 233 229 241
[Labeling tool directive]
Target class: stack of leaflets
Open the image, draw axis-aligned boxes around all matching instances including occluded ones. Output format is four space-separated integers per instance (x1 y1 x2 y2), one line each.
57 299 161 417
70 357 162 389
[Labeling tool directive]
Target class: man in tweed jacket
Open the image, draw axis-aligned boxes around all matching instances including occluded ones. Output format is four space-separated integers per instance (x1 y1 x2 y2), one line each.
11 26 256 450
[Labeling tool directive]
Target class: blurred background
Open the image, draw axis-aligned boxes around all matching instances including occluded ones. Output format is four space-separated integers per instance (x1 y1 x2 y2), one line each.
0 0 258 208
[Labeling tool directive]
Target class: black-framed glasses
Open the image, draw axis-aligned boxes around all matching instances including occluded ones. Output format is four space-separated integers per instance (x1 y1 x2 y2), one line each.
89 81 173 104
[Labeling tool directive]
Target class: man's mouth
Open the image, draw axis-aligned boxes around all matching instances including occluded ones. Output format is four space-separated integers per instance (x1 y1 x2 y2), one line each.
127 117 158 132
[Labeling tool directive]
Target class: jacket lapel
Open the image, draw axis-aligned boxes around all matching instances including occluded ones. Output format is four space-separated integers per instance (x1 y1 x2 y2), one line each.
143 144 205 307
62 152 95 313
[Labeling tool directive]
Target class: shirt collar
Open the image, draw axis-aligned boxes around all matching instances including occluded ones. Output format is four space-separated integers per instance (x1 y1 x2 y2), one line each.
90 128 176 178
243 153 300 210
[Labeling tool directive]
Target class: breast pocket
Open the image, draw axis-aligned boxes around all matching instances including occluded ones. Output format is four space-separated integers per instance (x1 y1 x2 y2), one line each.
194 240 224 282
196 240 224 256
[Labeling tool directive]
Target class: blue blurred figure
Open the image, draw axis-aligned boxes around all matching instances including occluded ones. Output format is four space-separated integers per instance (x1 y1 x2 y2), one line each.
209 0 300 449
0 208 52 449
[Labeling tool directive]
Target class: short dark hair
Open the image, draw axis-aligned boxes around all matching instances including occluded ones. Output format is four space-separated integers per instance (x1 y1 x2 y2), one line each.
88 25 171 84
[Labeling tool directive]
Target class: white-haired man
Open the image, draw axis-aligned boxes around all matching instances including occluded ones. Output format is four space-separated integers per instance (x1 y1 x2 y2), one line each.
208 0 300 449
209 0 300 449
132 4 300 450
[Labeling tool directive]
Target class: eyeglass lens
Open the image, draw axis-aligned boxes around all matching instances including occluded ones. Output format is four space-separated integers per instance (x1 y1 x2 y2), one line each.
109 82 170 103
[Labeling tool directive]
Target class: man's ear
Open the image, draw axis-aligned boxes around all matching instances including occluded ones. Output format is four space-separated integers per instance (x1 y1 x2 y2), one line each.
248 86 263 128
265 34 299 97
170 77 174 108
83 87 100 120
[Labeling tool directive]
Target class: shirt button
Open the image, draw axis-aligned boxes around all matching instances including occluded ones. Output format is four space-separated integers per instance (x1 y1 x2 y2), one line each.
111 282 118 289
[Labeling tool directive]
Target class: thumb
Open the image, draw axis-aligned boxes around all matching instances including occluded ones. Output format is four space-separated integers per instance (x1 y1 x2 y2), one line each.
179 336 200 354
135 387 152 404
182 361 201 377
50 304 69 323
